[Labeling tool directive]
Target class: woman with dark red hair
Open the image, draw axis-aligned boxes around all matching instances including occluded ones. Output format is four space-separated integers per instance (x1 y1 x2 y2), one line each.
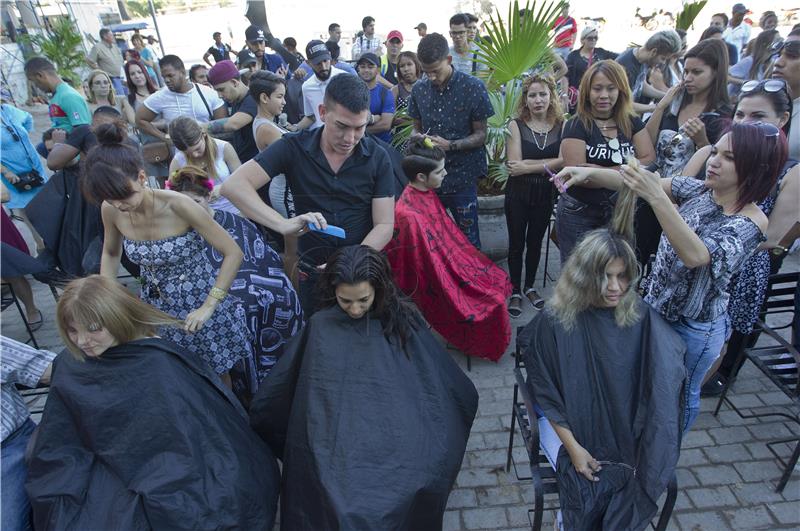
556 121 788 432
121 59 157 127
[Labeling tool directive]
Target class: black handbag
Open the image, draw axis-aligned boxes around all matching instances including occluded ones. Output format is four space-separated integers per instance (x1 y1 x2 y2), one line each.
12 170 44 192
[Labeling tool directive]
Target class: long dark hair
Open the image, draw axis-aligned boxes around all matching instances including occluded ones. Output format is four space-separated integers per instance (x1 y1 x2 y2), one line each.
125 59 157 106
683 39 729 113
317 245 422 350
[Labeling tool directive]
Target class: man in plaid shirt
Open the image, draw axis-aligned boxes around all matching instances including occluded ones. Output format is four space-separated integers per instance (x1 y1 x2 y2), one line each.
352 16 384 60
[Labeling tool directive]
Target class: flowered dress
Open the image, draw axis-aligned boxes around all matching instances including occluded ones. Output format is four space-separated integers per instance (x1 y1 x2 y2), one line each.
727 160 798 334
123 230 252 374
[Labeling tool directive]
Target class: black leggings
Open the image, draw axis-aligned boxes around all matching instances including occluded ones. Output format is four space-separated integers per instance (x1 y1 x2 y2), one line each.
505 177 554 294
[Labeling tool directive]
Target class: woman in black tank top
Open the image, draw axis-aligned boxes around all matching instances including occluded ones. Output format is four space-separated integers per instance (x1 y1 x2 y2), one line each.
505 74 564 317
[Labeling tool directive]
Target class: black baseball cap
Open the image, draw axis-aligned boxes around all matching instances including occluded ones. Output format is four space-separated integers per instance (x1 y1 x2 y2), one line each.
245 25 267 42
306 40 332 65
356 52 380 68
414 22 427 30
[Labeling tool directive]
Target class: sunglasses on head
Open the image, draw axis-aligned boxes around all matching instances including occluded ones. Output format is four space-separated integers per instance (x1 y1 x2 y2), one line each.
741 78 788 95
771 40 800 58
748 121 781 138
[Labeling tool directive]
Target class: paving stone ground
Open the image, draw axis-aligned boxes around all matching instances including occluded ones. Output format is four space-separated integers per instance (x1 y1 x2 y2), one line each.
3 104 799 530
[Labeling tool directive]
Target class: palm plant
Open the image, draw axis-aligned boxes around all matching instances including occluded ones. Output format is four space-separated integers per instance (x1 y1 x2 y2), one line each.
472 0 563 192
19 17 85 87
675 1 708 31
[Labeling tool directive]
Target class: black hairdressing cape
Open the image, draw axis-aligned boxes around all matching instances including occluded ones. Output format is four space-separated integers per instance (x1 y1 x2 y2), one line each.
26 338 280 531
250 305 479 530
519 301 686 531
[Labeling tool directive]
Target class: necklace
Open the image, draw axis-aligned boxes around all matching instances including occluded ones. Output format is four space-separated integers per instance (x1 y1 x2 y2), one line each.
593 116 617 131
526 120 550 151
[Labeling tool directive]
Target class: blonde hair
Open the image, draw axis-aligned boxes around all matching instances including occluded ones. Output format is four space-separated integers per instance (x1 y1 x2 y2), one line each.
57 275 181 358
576 60 635 139
515 73 564 127
168 116 219 179
86 70 117 105
549 229 640 330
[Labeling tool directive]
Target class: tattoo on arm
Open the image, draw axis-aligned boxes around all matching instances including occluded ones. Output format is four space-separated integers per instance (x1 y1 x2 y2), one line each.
207 118 229 135
457 121 488 151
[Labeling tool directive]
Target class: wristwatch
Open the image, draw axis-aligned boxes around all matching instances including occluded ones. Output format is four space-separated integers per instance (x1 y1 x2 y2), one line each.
449 141 457 152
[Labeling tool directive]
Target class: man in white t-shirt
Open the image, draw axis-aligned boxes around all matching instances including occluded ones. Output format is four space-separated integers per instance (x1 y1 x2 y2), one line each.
135 54 226 143
292 41 344 131
723 4 751 58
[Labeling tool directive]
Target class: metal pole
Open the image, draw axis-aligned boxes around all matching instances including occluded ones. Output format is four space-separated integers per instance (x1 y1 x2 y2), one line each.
147 0 165 56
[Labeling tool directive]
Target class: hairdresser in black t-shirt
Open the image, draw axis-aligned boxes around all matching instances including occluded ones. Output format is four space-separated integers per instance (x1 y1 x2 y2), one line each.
555 60 654 263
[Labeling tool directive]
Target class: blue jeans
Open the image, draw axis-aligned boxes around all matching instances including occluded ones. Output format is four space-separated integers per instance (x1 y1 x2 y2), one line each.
555 193 613 264
670 315 729 431
2 418 36 531
438 185 481 249
110 76 128 96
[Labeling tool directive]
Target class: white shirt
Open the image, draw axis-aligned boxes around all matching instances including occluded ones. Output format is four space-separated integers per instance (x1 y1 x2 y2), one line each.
302 67 345 130
351 35 383 60
723 23 751 57
143 83 224 124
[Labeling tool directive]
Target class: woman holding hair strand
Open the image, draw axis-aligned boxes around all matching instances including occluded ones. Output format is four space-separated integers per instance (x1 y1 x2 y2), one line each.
556 121 787 431
84 120 253 383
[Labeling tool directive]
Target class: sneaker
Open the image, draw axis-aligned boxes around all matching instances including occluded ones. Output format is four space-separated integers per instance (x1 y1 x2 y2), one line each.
700 374 727 397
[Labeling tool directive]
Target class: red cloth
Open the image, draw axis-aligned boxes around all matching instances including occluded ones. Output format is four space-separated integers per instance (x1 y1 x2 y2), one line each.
553 16 577 48
385 186 512 362
1 208 29 254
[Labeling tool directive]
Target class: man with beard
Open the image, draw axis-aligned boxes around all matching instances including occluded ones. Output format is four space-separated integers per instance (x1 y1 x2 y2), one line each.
237 25 286 74
357 53 395 142
221 74 395 314
292 40 344 131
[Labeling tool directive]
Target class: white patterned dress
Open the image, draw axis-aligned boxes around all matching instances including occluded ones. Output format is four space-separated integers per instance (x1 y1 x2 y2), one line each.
123 230 252 374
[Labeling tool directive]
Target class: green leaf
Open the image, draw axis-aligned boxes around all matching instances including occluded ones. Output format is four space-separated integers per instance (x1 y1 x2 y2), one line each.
675 1 708 31
19 17 85 87
474 0 565 89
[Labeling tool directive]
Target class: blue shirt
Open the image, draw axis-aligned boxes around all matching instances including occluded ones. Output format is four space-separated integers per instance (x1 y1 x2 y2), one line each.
1 104 47 209
407 67 494 193
369 84 395 143
1 336 56 441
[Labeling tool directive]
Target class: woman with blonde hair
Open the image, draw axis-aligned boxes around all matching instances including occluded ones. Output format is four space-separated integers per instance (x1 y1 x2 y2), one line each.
520 210 685 529
85 70 119 112
556 121 788 431
168 115 241 214
25 274 280 530
555 60 655 263
505 73 564 316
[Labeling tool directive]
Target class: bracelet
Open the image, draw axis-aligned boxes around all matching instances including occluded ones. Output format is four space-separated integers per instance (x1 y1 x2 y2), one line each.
209 286 227 301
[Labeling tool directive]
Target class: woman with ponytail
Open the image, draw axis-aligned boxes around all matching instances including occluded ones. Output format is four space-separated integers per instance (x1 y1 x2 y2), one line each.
556 121 788 431
83 120 253 386
167 166 303 404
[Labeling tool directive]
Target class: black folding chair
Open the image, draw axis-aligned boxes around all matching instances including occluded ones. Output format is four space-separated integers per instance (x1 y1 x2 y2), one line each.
507 328 677 530
714 272 799 492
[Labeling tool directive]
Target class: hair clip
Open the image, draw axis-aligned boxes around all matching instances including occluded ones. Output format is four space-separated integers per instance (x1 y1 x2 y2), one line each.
423 137 435 149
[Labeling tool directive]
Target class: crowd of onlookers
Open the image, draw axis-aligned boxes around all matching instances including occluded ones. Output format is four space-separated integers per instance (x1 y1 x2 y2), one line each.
2 2 800 529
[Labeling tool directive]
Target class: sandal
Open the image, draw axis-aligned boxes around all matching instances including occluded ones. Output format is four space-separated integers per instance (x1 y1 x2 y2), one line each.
507 294 523 317
27 310 44 332
524 288 545 310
